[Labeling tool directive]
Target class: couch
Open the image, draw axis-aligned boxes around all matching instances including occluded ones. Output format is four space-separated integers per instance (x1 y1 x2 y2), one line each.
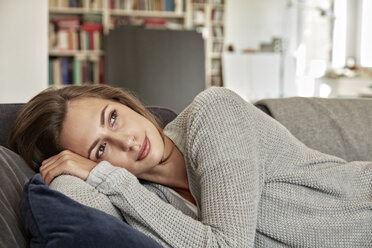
1 96 372 247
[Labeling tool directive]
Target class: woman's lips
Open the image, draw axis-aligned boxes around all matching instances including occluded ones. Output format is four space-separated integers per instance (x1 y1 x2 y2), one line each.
137 136 150 161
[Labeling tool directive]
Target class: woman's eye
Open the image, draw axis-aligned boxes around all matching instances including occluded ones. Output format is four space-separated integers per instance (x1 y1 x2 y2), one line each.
96 143 106 159
109 110 117 126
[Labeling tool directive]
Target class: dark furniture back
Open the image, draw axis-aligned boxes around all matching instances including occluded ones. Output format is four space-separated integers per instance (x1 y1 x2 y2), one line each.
105 26 205 113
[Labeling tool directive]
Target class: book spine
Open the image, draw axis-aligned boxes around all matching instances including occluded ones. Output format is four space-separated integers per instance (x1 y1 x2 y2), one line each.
70 0 77 7
81 60 86 84
99 56 104 84
48 60 53 86
57 29 68 50
115 0 120 9
52 59 62 86
80 31 85 50
68 30 73 50
94 60 99 84
89 61 94 83
73 59 82 85
85 60 91 83
93 32 100 51
89 32 94 50
165 0 174 11
68 58 73 84
61 58 70 85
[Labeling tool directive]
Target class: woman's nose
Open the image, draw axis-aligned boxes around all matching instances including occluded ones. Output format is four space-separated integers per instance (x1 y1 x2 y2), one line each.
116 134 139 152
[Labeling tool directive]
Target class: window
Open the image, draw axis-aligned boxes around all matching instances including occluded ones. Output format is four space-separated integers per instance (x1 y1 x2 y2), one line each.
360 0 372 67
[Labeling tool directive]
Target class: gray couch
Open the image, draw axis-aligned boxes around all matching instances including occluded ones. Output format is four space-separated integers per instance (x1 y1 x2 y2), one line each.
1 96 372 247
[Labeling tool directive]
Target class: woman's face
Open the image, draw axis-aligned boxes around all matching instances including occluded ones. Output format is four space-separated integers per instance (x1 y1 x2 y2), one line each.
59 97 165 177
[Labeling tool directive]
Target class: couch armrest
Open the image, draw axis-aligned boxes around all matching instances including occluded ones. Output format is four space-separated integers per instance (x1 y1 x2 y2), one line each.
255 97 372 162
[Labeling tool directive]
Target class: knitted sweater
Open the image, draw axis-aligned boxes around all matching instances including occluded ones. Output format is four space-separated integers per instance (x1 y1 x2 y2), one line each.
83 87 372 247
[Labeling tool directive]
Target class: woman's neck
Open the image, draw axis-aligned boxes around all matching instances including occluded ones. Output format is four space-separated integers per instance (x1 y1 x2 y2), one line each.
141 135 197 205
140 135 189 191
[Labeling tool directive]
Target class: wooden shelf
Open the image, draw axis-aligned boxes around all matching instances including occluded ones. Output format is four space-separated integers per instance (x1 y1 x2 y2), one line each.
211 3 224 8
49 50 104 57
109 9 185 18
210 53 221 58
189 0 225 87
193 20 205 25
192 3 206 8
49 7 103 14
211 36 224 41
211 21 224 26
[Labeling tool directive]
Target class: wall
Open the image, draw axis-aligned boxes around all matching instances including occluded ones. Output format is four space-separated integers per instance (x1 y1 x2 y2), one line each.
0 0 48 103
225 0 289 52
224 0 298 100
224 0 333 99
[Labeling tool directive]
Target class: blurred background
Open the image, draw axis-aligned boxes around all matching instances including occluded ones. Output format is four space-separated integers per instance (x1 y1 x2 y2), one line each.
0 0 371 112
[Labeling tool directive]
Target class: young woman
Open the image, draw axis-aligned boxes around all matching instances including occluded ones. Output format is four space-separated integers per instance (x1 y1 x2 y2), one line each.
9 85 372 247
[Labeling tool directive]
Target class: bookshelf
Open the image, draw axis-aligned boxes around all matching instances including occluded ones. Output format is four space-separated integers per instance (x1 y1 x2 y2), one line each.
189 0 225 87
48 0 187 86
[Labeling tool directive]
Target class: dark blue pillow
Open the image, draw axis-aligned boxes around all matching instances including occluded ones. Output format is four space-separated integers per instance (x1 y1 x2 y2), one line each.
19 174 162 248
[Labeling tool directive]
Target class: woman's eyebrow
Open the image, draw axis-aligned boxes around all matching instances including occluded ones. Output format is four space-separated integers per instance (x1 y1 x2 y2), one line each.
87 104 109 158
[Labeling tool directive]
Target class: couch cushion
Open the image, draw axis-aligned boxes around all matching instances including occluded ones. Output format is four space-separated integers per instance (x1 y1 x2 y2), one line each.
0 146 35 248
0 104 23 148
19 174 162 248
255 97 372 162
49 174 124 221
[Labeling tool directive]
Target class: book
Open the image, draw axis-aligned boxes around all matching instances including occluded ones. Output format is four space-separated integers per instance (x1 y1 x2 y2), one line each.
70 0 78 8
73 59 81 85
165 0 174 11
80 31 87 50
61 58 70 85
48 60 53 86
144 18 167 29
89 32 94 50
81 60 86 84
99 56 104 84
52 59 62 86
93 31 101 50
94 60 99 84
57 29 69 50
53 17 80 29
82 14 102 23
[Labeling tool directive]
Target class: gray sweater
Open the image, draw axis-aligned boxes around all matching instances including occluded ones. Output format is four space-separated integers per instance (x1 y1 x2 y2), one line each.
55 87 372 247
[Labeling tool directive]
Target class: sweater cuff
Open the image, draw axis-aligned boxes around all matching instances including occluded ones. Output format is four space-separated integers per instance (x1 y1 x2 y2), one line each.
86 161 138 192
86 161 121 188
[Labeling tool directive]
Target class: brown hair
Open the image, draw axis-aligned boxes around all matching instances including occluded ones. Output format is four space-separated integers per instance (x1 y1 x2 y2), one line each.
8 84 163 171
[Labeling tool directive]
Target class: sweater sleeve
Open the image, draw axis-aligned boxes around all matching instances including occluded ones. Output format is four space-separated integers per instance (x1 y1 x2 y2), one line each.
86 88 266 247
185 87 265 246
86 161 214 247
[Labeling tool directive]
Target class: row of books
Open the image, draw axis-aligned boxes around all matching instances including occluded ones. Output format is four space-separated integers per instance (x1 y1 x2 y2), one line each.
131 0 175 11
193 8 223 23
49 17 103 51
110 16 183 29
211 58 221 72
49 57 104 86
211 8 223 21
210 75 222 86
192 0 224 5
212 26 223 37
212 41 223 53
50 0 177 11
211 0 224 4
50 0 103 8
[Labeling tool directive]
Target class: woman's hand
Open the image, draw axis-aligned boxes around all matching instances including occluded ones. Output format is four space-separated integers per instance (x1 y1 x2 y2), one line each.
40 150 97 185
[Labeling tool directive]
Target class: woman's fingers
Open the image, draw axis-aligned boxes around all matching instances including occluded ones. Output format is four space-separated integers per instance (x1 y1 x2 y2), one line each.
40 150 97 185
42 158 66 185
